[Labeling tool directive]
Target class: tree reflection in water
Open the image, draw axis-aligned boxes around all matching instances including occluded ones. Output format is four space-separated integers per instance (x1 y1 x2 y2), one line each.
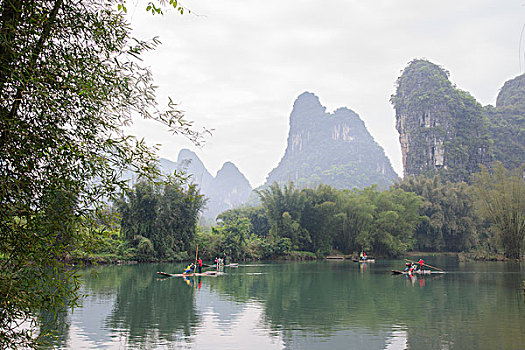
43 259 525 349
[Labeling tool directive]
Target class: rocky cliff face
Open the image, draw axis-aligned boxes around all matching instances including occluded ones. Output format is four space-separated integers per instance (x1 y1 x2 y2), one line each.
265 92 398 189
391 59 491 182
486 74 525 170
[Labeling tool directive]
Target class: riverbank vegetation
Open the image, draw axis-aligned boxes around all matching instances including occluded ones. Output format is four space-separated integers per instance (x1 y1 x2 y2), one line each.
79 162 523 265
0 0 199 348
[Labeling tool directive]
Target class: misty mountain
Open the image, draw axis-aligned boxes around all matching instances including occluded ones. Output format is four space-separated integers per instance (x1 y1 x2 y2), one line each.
203 162 253 219
486 73 525 171
391 59 524 182
264 92 398 189
391 59 491 182
158 150 252 220
174 149 213 192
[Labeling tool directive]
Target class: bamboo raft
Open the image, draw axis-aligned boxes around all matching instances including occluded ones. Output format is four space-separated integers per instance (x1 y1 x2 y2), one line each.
156 271 222 277
353 259 376 263
392 270 445 275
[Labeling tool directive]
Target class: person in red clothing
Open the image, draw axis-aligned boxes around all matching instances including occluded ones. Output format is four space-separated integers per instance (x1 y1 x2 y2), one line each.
418 258 425 271
197 258 203 274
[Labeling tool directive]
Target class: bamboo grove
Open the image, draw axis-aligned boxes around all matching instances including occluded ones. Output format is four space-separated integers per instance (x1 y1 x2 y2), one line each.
107 162 524 263
205 164 523 261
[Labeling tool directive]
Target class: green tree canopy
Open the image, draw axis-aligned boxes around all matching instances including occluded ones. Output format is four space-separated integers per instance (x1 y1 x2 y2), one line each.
0 0 202 347
257 182 423 257
396 175 480 252
116 177 206 260
471 163 525 259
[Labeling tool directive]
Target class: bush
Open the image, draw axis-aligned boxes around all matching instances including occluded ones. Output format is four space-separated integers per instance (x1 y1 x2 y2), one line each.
272 237 292 256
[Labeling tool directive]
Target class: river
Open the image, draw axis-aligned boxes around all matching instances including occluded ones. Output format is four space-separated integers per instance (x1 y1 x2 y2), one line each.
47 256 525 349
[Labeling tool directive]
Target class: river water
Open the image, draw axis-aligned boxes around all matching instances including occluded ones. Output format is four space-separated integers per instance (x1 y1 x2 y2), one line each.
49 257 525 349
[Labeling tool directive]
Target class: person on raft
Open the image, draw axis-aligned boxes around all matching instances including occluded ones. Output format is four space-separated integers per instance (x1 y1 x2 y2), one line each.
403 262 418 276
215 257 224 270
197 258 203 273
404 262 411 272
184 263 196 275
360 251 367 261
417 258 425 270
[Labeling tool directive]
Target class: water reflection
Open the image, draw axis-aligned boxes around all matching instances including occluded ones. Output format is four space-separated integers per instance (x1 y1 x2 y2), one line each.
47 259 524 349
384 327 408 350
190 301 283 350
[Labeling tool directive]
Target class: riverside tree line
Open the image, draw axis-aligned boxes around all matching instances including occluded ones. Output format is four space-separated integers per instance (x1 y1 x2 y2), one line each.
108 162 524 263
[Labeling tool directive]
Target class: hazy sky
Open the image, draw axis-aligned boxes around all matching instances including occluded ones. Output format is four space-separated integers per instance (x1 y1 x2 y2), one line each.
127 0 524 187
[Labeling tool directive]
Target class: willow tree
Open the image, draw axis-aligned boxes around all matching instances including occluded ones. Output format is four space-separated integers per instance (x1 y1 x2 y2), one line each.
0 0 202 347
472 163 525 259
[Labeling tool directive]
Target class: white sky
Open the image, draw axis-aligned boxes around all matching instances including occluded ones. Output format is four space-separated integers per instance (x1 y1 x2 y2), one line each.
126 0 525 187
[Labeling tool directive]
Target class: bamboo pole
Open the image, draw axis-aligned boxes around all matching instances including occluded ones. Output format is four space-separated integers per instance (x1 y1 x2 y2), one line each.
195 244 199 264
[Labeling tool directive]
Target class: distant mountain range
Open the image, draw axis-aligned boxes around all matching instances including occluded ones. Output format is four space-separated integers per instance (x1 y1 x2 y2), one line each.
146 60 525 220
156 150 253 220
155 92 398 220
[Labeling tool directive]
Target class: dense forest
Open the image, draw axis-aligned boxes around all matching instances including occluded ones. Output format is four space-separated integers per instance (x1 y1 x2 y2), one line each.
80 162 523 265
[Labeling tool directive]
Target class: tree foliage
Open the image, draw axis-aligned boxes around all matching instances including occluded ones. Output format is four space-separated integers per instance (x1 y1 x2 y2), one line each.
0 0 202 347
116 177 205 261
471 163 525 259
257 182 423 257
396 175 480 252
216 206 270 238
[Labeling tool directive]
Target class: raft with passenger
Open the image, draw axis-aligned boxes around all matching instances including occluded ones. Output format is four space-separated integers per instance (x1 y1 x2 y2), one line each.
391 269 445 275
156 270 222 278
392 258 445 276
353 258 375 263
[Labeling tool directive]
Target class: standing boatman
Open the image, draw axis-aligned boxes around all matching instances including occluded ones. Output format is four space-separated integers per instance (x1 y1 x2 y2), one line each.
418 258 425 271
197 257 203 274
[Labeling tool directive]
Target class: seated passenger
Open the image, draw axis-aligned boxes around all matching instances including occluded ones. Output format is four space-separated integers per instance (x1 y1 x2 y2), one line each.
404 262 411 272
184 263 195 274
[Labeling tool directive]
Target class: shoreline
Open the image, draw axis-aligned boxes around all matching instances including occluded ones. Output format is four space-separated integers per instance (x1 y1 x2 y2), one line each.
71 250 522 266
